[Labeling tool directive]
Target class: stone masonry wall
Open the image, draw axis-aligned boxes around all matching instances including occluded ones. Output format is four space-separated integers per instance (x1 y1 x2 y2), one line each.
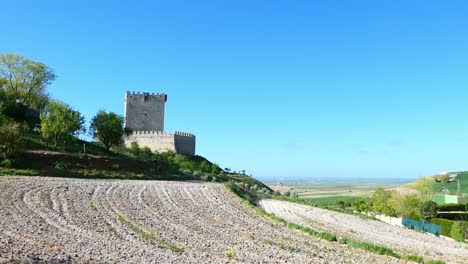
124 131 195 156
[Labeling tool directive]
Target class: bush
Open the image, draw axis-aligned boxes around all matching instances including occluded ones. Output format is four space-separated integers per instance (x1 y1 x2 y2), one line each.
139 146 153 160
431 218 454 237
0 123 23 158
129 142 141 157
450 221 466 241
0 159 12 168
54 160 71 169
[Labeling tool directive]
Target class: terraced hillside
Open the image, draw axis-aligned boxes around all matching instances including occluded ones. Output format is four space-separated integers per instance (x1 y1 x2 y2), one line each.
260 199 468 264
0 177 403 263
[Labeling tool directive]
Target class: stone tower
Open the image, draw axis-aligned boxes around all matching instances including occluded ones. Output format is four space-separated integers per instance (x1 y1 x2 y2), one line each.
124 91 167 131
123 91 196 156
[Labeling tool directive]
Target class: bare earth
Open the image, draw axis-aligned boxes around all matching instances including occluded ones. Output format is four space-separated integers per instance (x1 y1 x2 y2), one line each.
0 177 404 263
259 199 468 264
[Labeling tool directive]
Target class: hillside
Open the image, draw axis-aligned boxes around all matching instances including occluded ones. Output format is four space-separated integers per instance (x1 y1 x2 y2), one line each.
406 172 468 195
1 131 271 192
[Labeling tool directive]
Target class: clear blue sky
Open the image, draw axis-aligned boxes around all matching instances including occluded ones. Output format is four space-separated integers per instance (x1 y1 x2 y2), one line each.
2 0 468 180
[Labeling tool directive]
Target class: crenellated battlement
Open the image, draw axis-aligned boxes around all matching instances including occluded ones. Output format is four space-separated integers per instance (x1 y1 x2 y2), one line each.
130 130 195 138
125 91 167 102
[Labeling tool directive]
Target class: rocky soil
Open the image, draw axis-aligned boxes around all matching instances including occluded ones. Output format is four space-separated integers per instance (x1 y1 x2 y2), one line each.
259 199 468 264
0 176 405 263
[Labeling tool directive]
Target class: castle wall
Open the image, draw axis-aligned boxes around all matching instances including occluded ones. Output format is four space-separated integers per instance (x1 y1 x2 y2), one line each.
174 132 196 156
124 131 195 156
124 92 167 131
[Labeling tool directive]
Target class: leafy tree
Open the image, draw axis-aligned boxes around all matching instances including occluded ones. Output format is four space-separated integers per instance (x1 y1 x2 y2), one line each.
420 201 438 222
0 123 23 158
369 188 397 216
40 101 85 150
352 199 370 212
0 54 55 111
89 110 127 152
389 193 422 219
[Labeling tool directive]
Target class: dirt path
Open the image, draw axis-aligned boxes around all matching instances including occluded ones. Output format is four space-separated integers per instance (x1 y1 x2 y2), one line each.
0 176 404 263
259 199 468 264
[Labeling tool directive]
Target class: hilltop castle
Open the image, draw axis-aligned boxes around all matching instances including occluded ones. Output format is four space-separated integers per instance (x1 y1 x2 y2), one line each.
123 91 196 156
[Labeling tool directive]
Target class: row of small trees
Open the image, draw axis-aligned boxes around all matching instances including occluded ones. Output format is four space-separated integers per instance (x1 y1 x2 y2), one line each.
352 188 439 222
0 53 129 157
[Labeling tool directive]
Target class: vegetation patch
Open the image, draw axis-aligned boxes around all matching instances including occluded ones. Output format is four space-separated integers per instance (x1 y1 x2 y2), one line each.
338 238 399 258
116 212 183 253
89 201 97 211
224 248 237 259
402 255 424 263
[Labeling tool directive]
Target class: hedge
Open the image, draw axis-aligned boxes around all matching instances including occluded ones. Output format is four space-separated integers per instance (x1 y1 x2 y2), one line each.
430 218 454 237
436 212 468 221
431 218 467 240
437 203 467 212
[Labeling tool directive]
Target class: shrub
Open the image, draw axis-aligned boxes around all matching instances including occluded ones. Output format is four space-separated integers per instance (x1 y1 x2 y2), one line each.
139 146 153 160
0 123 23 158
450 221 466 241
0 159 12 168
430 218 454 237
54 160 70 169
129 142 141 157
111 164 120 170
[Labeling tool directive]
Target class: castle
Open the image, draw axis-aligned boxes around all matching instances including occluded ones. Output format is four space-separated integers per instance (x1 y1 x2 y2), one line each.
123 91 196 156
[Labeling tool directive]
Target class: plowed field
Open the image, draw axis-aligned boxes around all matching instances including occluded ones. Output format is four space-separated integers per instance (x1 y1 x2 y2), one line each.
0 176 405 263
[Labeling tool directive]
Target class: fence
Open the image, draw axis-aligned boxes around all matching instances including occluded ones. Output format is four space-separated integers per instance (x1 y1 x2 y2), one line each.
402 218 441 236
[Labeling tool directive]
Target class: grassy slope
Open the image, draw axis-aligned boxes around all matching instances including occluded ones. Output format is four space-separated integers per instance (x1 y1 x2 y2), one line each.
2 132 270 191
406 172 468 194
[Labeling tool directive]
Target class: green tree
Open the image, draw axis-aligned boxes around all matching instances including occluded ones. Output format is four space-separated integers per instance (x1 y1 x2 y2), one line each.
352 199 370 212
0 123 23 158
89 110 127 152
420 201 438 222
40 101 85 150
389 193 422 219
369 188 397 216
0 54 55 111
